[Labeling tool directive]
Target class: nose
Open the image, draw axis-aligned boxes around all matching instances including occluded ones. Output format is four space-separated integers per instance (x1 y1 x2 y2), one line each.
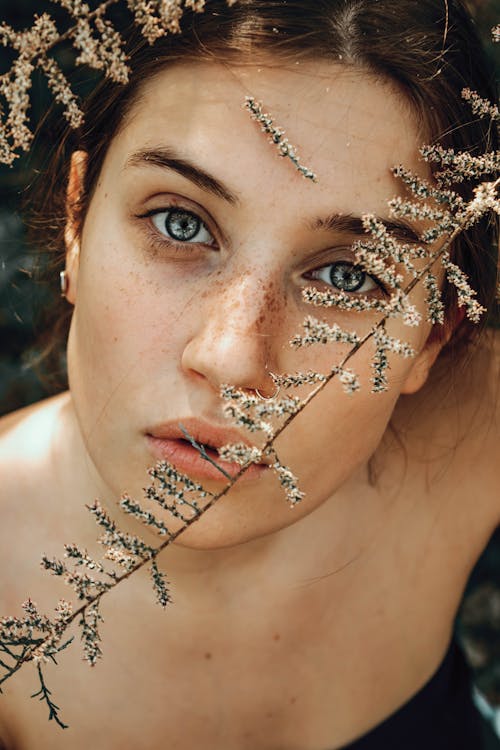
181 270 282 397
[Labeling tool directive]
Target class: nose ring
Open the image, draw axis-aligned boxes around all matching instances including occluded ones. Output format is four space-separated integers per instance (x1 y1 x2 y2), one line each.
255 379 281 401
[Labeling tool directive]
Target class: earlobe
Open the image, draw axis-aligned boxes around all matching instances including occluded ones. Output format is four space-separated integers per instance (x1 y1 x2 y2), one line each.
64 243 80 306
400 337 445 395
64 150 87 305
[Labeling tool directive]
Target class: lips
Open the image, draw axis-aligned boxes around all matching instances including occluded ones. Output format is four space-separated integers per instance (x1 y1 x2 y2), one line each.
144 418 269 482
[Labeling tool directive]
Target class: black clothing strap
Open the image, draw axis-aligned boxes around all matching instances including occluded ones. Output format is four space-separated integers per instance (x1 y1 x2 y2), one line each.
340 638 500 749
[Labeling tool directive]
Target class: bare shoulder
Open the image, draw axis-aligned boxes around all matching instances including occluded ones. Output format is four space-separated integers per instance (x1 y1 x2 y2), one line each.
0 392 73 604
0 391 70 453
0 392 71 502
0 393 74 747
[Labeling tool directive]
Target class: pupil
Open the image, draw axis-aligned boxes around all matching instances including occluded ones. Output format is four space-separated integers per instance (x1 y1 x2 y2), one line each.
330 263 366 292
166 210 200 241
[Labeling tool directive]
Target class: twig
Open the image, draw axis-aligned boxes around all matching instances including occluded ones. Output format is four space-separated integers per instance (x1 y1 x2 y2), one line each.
31 663 68 730
5 180 496 681
178 423 232 480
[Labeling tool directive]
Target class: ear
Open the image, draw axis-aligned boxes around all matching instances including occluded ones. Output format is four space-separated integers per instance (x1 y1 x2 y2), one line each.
400 335 446 395
401 302 467 394
64 150 87 305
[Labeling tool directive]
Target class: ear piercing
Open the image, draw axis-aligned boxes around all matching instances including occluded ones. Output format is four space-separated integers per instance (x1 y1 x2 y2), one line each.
60 270 69 297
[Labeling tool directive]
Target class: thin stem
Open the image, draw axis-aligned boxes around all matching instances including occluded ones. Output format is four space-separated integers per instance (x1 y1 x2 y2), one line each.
178 423 232 480
31 663 68 729
0 644 29 688
3 181 498 677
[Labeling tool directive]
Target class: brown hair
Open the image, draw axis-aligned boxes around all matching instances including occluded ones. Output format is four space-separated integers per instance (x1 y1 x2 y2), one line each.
27 0 499 390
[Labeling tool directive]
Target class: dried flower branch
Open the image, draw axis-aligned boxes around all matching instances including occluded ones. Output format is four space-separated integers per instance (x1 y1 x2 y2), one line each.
31 663 68 729
150 560 172 608
2 159 498 724
0 176 492 719
1 3 500 732
290 316 361 349
421 144 500 186
270 370 327 388
462 87 500 122
79 598 103 665
0 0 237 165
244 96 318 182
217 443 263 466
269 452 305 507
127 0 209 41
392 165 466 211
0 598 74 727
0 453 266 724
71 4 129 83
179 423 232 479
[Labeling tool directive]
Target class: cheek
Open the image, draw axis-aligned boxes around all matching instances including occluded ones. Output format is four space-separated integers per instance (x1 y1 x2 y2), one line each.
274 372 399 502
66 239 197 425
268 320 424 510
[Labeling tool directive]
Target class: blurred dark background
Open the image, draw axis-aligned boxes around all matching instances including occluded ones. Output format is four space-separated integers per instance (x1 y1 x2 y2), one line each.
0 0 499 718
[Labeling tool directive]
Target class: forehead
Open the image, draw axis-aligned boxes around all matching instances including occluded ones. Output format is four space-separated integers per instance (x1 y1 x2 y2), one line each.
112 60 425 216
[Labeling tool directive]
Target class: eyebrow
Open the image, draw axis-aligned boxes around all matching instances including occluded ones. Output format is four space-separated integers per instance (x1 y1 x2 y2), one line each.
125 147 240 205
125 146 422 244
310 213 422 245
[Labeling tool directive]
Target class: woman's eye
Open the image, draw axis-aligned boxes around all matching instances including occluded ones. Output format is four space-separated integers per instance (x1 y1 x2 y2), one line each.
311 261 378 293
151 208 215 245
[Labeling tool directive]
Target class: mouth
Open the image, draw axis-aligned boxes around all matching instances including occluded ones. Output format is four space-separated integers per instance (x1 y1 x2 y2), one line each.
144 419 269 483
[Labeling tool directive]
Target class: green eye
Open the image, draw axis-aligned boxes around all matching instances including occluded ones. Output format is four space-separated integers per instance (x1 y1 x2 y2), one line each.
152 208 215 245
313 261 378 293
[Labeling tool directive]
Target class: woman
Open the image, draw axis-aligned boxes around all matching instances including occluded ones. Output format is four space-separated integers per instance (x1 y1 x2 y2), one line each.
0 0 499 747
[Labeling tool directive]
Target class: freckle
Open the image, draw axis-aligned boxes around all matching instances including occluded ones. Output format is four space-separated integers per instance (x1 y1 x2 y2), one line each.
204 652 212 660
266 711 273 719
113 336 118 343
273 633 280 641
290 697 297 705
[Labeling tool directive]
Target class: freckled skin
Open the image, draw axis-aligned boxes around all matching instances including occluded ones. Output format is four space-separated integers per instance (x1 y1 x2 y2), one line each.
0 58 499 750
63 60 441 552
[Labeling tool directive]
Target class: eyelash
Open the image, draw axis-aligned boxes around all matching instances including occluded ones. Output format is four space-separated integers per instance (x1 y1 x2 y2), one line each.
305 261 384 296
138 204 384 295
138 205 218 254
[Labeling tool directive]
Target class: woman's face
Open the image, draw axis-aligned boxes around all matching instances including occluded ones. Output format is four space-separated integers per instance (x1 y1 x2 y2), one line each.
66 60 438 549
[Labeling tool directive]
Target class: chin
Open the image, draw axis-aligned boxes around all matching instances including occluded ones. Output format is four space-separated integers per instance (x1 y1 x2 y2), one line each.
167 498 296 551
170 525 263 551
